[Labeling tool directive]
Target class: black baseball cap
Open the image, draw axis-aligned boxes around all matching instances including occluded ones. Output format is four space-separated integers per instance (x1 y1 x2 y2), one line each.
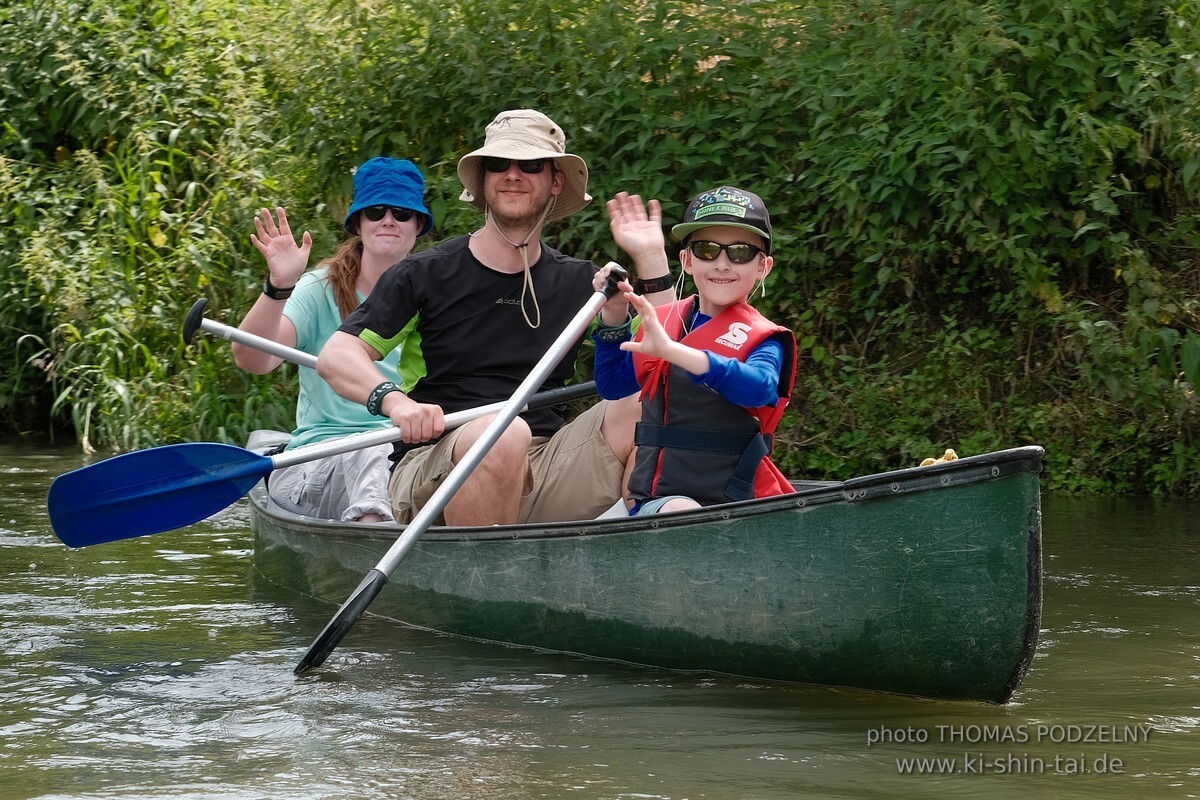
670 186 772 254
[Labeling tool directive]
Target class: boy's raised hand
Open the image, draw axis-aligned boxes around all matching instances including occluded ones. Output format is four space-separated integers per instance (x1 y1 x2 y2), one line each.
621 291 711 376
619 292 670 357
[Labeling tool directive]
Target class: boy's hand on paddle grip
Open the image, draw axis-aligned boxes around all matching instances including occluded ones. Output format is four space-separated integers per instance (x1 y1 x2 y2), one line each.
594 263 634 327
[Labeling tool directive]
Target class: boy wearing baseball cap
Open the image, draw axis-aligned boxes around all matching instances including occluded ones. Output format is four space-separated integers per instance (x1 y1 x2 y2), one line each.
593 186 798 515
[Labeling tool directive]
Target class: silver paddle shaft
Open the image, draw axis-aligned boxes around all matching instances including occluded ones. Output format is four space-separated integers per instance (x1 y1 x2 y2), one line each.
200 317 319 369
374 269 624 576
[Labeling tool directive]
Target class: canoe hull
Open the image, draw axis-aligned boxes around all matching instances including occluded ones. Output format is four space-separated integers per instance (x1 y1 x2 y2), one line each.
251 446 1043 702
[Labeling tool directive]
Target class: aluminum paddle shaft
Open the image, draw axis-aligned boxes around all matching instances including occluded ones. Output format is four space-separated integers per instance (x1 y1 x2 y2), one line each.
47 382 596 547
294 265 628 674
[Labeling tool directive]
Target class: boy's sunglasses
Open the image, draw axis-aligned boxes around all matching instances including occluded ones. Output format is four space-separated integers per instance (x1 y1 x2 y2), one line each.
688 240 764 264
361 205 415 223
481 157 549 174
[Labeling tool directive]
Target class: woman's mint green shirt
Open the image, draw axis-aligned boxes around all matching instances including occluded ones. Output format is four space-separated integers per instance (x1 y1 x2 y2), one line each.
284 266 423 449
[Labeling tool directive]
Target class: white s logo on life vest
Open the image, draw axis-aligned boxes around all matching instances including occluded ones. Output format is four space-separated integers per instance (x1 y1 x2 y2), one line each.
716 322 752 350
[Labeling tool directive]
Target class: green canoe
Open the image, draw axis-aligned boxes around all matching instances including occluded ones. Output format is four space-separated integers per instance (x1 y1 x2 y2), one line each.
250 441 1044 703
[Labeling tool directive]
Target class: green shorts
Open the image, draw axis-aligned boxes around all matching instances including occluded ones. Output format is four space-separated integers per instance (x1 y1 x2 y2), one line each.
387 400 625 524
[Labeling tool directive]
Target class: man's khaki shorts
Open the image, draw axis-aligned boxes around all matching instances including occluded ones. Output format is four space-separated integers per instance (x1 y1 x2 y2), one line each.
387 400 624 524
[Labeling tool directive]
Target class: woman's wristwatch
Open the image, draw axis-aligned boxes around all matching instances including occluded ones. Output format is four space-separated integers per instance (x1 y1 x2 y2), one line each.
262 277 295 300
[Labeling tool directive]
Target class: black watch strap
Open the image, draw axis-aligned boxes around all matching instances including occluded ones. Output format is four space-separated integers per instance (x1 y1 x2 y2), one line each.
634 274 673 294
263 277 295 300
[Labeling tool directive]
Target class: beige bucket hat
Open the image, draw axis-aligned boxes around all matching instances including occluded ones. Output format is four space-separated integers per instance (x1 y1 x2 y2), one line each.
457 110 592 222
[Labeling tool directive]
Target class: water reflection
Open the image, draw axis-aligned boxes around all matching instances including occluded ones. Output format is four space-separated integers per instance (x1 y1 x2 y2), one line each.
1 442 1197 799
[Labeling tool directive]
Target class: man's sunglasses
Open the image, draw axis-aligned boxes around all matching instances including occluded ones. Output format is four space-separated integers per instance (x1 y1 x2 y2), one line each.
481 157 550 174
687 240 764 264
361 205 415 223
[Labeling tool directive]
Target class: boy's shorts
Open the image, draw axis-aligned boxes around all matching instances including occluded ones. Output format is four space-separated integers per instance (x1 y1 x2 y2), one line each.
632 495 694 516
387 400 624 524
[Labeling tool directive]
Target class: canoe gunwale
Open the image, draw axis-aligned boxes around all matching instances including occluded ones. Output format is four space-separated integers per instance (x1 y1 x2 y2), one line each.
247 441 1045 544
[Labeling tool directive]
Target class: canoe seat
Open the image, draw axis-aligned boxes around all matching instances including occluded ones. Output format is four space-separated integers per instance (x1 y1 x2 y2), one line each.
248 429 292 456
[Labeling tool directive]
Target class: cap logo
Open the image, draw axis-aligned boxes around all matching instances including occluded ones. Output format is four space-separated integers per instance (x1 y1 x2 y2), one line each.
695 202 748 220
692 187 757 220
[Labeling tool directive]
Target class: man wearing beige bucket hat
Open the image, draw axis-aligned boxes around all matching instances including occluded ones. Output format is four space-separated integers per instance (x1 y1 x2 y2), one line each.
318 109 674 526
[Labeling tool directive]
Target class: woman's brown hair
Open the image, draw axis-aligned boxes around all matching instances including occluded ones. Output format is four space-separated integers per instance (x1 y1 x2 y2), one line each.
321 235 364 319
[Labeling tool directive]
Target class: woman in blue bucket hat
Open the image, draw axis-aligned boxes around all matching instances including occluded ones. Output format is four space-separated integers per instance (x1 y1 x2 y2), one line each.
232 157 434 522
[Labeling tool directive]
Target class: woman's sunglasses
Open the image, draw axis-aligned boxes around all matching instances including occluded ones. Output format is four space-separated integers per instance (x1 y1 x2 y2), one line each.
687 240 764 264
481 157 549 174
361 205 415 223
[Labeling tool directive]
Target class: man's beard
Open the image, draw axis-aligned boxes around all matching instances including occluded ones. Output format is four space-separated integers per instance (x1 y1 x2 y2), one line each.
488 187 556 232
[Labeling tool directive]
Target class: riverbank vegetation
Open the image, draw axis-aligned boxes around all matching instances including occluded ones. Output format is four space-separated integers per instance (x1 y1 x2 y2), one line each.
2 0 1198 495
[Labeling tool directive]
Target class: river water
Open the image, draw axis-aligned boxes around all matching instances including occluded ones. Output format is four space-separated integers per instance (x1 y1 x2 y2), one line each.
1 441 1197 799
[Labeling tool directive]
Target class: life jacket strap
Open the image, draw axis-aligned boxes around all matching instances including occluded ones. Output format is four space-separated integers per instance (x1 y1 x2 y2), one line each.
634 422 754 453
634 422 771 502
724 432 770 502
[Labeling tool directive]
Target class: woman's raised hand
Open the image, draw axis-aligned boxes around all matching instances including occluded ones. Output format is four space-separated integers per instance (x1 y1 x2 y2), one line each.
250 207 313 289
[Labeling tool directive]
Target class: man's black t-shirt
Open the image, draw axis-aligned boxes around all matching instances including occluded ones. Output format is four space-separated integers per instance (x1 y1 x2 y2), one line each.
339 235 597 442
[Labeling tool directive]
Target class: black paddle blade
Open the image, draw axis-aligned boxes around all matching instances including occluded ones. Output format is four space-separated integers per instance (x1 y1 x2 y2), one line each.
294 568 389 674
47 442 273 548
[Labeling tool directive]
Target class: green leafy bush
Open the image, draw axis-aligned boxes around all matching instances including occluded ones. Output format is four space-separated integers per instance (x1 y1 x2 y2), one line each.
1 0 283 448
2 0 1198 494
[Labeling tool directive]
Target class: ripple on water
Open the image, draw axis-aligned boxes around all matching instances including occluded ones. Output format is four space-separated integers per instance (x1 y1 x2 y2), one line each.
5 454 1200 799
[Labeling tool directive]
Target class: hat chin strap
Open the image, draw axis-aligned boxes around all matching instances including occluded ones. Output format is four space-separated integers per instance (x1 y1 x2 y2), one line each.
485 194 558 329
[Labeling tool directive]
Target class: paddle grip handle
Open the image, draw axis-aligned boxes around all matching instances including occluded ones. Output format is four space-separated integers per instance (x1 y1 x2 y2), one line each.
182 298 208 343
601 264 628 298
183 296 319 369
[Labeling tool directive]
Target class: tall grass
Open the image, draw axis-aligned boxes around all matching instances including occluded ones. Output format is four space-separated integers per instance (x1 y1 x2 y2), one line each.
1 0 288 449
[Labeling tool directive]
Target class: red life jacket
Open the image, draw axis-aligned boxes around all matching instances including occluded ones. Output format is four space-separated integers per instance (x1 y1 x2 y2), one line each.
629 296 797 505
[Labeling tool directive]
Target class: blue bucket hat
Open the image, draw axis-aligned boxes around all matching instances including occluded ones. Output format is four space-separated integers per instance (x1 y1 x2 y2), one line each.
343 157 434 237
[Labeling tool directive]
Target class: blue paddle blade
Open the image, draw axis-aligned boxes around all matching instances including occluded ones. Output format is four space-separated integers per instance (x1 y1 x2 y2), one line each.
47 442 274 548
